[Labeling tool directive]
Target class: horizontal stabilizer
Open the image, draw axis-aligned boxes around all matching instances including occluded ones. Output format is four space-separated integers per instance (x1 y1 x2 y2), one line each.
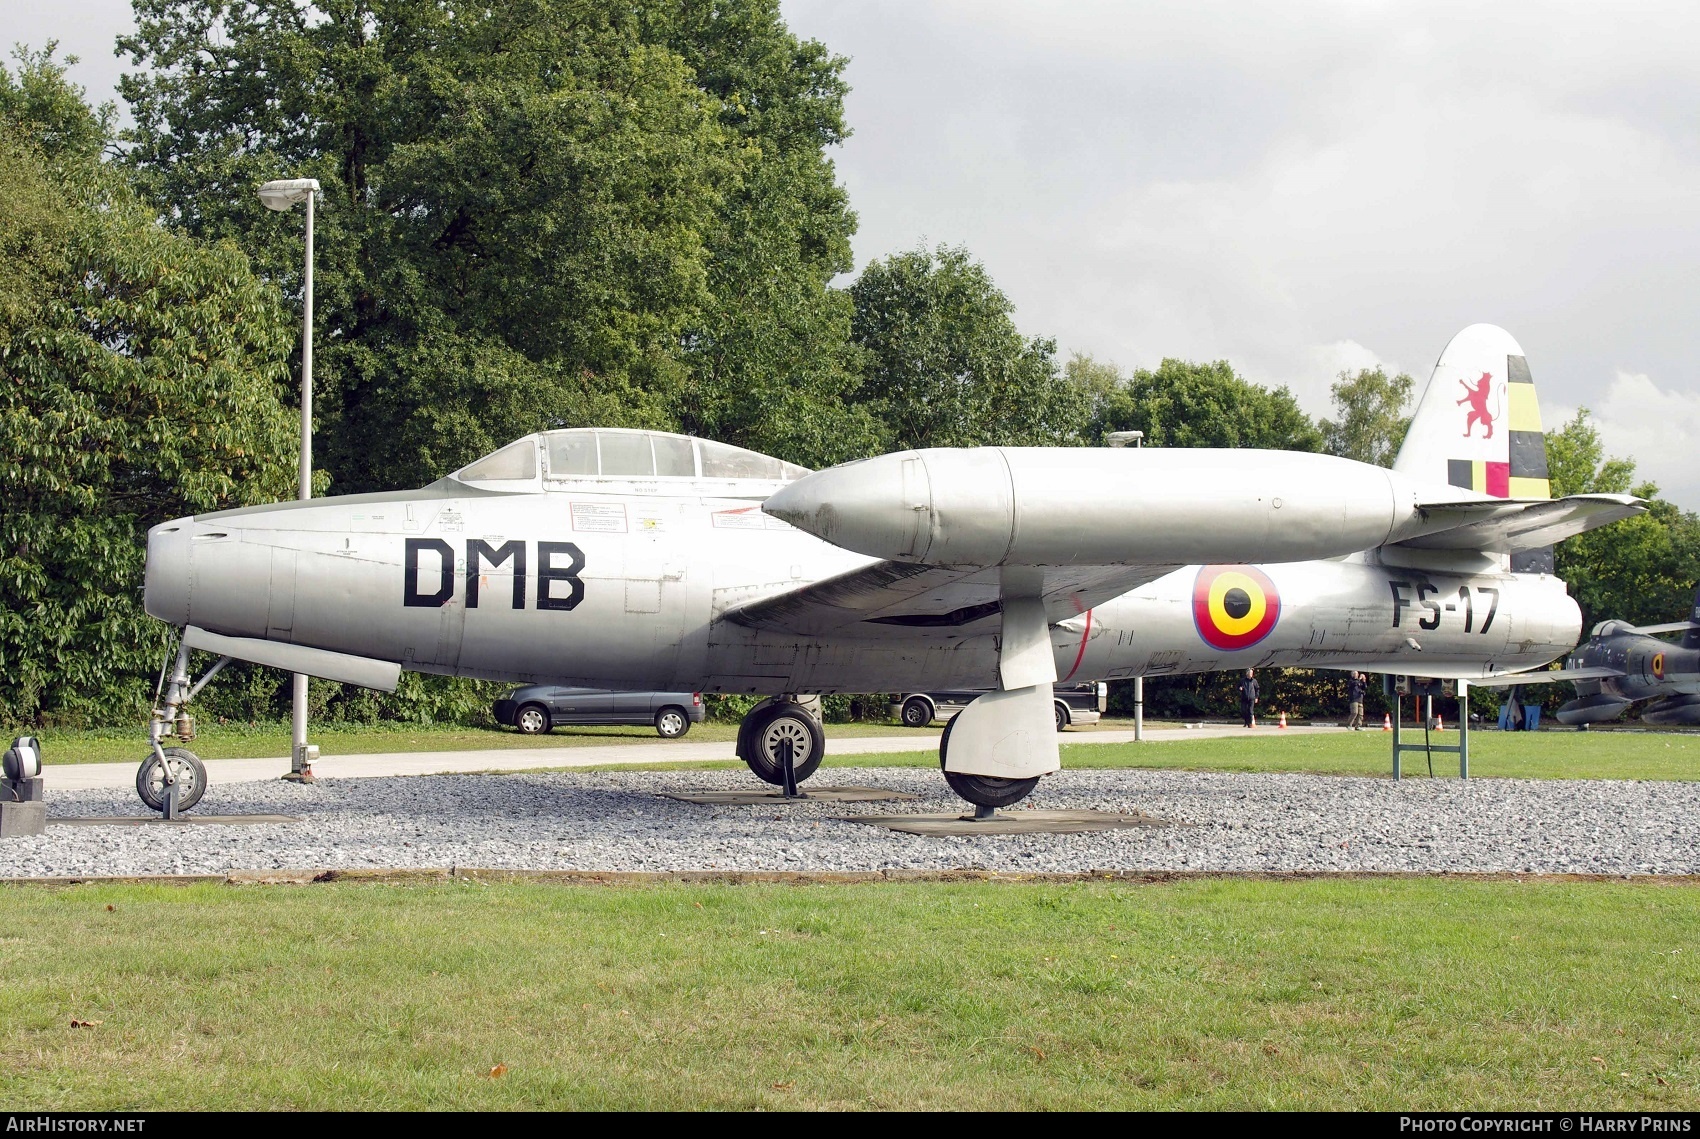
183 625 401 691
1394 494 1642 553
1465 665 1624 688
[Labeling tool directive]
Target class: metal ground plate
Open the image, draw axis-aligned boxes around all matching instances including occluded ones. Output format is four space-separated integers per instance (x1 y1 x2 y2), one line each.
50 815 303 827
839 809 1174 836
660 786 919 805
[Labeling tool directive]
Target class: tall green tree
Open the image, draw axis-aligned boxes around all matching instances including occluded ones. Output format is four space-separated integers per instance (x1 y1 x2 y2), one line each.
1087 359 1322 451
848 244 1088 449
119 0 869 488
1319 366 1413 467
1546 410 1700 633
1063 353 1125 408
653 4 879 468
0 52 300 725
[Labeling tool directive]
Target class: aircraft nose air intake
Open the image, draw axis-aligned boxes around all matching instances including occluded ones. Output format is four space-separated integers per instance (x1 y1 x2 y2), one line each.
143 517 193 625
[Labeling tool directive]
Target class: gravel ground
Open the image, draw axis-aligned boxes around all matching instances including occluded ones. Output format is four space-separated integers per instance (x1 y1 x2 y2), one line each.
4 768 1698 878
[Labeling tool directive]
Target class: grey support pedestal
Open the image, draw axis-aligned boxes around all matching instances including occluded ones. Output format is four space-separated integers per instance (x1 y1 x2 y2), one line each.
0 800 46 837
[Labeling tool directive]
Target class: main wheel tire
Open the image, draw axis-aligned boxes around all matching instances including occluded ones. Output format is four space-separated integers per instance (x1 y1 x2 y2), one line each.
136 747 208 813
742 704 825 786
655 706 690 739
1054 701 1069 732
515 703 551 735
938 712 1040 809
900 696 935 728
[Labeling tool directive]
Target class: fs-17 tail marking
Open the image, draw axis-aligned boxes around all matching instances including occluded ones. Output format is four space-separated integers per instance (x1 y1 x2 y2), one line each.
1388 580 1499 633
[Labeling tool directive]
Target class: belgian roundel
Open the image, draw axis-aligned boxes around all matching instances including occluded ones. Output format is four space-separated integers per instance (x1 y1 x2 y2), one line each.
1192 565 1281 652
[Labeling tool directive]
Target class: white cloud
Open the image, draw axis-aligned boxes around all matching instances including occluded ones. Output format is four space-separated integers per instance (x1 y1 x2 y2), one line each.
1546 372 1700 508
785 0 1700 507
1293 340 1401 418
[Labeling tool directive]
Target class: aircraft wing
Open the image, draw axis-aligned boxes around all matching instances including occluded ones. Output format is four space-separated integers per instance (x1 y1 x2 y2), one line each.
1393 493 1643 553
1630 620 1700 636
723 561 1181 636
1465 665 1624 687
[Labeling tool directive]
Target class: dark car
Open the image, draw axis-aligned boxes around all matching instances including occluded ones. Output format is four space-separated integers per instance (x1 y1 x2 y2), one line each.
891 683 1108 732
493 687 705 738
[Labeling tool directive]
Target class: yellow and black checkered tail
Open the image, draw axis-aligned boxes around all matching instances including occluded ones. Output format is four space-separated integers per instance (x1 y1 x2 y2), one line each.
1391 324 1553 572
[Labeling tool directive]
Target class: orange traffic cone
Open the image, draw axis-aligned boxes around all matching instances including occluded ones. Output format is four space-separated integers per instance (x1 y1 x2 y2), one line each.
1278 712 1288 729
1381 712 1392 731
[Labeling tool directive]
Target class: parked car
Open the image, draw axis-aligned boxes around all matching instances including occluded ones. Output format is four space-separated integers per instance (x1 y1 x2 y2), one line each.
493 687 705 738
891 683 1108 732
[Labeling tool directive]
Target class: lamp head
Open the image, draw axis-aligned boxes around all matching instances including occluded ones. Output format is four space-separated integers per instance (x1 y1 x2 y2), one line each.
258 178 321 211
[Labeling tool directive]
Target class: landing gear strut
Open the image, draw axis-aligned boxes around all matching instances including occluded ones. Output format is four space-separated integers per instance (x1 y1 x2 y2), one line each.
935 597 1059 814
737 697 825 794
139 635 226 815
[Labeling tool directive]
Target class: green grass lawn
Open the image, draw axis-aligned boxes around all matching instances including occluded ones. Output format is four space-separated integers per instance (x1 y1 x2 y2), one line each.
25 716 1700 782
1051 727 1700 781
573 726 1700 782
0 877 1695 1109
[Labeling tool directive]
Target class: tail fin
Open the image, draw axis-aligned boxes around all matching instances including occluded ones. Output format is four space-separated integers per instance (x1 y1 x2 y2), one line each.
1392 324 1553 571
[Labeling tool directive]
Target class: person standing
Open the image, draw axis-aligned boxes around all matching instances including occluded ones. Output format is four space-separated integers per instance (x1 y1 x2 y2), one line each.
1238 669 1259 728
1346 671 1366 730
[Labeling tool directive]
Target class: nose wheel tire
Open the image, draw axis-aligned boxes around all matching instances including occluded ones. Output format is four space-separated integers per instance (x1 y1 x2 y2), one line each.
900 696 935 728
741 705 825 786
136 747 207 813
938 713 1039 809
515 703 551 735
655 707 690 739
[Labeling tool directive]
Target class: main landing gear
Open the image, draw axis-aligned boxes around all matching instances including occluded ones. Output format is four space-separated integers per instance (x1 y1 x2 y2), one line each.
938 713 1041 816
736 696 825 798
933 597 1062 815
138 635 227 816
732 686 1053 815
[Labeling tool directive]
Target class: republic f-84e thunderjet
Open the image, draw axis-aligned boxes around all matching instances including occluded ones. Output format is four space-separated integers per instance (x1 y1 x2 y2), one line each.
136 324 1640 814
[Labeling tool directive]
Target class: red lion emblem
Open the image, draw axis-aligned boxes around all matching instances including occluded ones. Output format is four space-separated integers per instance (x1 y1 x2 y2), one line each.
1457 372 1495 438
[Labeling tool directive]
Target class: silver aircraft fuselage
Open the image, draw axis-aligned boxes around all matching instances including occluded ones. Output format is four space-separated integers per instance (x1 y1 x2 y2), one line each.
144 474 1582 694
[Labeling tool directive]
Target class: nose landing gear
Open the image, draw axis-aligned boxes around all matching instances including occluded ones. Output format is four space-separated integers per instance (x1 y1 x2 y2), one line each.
139 635 227 816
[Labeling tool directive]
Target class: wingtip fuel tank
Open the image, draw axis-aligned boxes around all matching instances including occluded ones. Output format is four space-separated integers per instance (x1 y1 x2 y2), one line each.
763 447 1435 568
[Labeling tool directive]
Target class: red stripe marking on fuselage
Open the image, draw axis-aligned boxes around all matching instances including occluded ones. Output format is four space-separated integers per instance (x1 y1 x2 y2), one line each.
1062 608 1094 682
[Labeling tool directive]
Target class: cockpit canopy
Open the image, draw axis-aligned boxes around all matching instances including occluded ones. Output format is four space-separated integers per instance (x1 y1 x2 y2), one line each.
450 428 811 492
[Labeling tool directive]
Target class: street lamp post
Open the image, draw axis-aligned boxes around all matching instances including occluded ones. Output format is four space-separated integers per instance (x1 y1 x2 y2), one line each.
1106 429 1146 738
258 178 321 782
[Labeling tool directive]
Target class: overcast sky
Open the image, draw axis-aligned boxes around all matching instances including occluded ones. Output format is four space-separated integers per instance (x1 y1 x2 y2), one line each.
17 0 1700 506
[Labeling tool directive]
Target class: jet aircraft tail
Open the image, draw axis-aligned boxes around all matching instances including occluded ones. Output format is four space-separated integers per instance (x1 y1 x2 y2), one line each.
1392 324 1553 571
